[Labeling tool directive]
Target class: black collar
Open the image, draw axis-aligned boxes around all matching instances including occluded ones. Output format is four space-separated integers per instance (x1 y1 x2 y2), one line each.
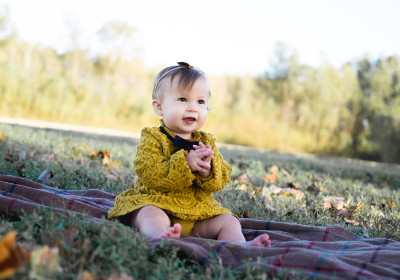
159 126 199 151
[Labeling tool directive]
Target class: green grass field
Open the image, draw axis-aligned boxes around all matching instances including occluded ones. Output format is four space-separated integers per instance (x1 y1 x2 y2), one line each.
1 122 399 279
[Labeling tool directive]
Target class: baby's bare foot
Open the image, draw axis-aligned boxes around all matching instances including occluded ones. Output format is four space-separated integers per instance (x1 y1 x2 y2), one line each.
161 223 181 239
246 234 271 247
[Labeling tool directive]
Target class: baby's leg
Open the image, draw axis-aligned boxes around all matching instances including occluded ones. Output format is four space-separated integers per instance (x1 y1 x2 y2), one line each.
193 214 271 247
130 206 181 240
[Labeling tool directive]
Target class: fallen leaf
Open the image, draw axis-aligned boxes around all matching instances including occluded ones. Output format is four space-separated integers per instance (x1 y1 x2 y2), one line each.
107 160 122 169
319 187 329 193
104 171 122 181
287 182 301 189
337 203 363 218
101 151 110 166
89 150 113 167
289 189 304 200
46 154 55 163
264 174 278 183
235 173 248 183
79 271 134 280
270 165 279 174
236 184 250 191
268 185 282 194
0 132 5 142
323 196 345 210
262 185 304 200
343 218 359 226
264 165 279 183
4 154 14 162
0 231 31 279
380 199 395 209
243 211 252 218
17 163 25 177
285 211 294 216
306 183 320 194
30 246 62 279
277 189 304 200
108 272 134 280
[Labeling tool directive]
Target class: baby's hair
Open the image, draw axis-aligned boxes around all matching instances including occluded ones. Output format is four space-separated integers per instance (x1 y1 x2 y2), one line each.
152 62 207 99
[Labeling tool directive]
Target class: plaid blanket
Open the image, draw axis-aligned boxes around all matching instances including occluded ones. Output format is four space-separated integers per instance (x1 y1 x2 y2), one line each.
1 174 399 279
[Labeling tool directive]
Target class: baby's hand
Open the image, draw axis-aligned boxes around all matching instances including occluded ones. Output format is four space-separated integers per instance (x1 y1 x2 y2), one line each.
192 142 213 164
185 142 213 177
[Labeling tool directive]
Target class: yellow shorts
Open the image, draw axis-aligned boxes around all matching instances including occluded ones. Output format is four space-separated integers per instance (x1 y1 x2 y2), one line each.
170 216 195 236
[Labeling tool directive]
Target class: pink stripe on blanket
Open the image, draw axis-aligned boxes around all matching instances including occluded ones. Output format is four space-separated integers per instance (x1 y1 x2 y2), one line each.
273 247 290 267
67 199 75 210
7 198 17 211
322 226 330 241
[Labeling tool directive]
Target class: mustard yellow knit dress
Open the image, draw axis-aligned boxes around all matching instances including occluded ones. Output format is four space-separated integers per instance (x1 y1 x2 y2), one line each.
108 123 234 221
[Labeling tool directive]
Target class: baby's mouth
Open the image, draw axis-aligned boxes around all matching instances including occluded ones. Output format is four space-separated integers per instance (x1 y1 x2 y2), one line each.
183 117 196 123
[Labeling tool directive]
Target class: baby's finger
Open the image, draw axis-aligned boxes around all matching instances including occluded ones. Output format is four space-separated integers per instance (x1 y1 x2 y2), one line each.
198 160 211 170
198 141 206 148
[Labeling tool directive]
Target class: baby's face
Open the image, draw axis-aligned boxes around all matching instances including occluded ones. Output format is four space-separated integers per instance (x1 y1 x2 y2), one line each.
153 76 210 139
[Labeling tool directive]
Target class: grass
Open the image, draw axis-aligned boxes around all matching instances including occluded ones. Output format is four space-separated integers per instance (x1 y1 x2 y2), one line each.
0 122 399 279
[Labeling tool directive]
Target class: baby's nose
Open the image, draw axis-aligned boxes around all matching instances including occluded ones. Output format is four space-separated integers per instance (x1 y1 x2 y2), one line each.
187 102 198 112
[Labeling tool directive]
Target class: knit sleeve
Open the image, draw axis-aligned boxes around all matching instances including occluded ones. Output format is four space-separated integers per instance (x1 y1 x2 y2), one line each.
134 128 196 192
195 134 232 193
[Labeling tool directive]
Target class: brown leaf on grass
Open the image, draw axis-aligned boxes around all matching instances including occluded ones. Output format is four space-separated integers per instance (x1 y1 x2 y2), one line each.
30 246 61 279
46 154 55 163
264 165 279 183
285 211 294 216
337 203 363 218
0 132 5 142
264 173 279 183
235 173 248 183
306 183 320 194
262 185 304 200
380 199 396 210
243 211 253 218
101 150 110 166
107 160 122 169
4 154 14 162
343 218 360 226
287 182 301 189
89 150 119 168
80 271 134 280
0 231 31 279
323 196 345 210
17 163 25 177
236 184 250 191
104 171 122 181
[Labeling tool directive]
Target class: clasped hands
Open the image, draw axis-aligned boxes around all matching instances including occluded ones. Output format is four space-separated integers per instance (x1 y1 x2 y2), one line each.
185 141 213 177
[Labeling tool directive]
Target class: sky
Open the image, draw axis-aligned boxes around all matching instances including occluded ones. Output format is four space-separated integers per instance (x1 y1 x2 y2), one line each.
1 0 400 76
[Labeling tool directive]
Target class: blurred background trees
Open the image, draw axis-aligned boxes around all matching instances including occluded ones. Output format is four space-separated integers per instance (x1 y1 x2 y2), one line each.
0 11 399 163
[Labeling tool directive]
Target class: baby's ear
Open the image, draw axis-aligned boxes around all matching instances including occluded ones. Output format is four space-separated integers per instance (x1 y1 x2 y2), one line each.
152 99 163 116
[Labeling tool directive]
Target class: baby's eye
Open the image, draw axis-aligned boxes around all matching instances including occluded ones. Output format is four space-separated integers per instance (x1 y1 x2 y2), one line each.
178 97 187 102
198 99 206 104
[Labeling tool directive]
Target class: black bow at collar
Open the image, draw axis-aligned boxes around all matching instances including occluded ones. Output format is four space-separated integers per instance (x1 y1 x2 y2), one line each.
159 126 199 151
